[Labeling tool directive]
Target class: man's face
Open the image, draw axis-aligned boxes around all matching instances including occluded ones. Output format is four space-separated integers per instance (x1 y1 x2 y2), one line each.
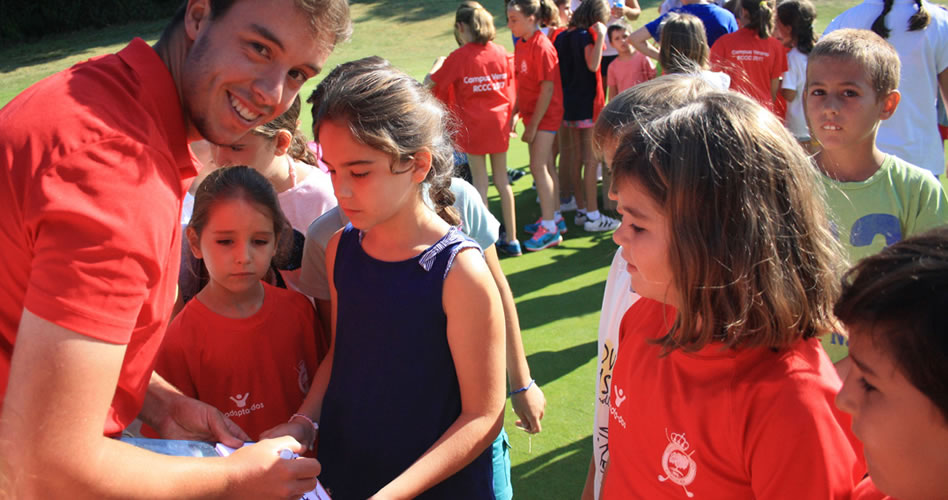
179 0 333 145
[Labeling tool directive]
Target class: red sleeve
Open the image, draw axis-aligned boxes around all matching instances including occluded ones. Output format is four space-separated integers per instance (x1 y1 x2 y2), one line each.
429 50 461 106
538 43 559 83
709 37 727 72
506 52 517 104
23 139 180 343
772 41 789 79
742 373 862 499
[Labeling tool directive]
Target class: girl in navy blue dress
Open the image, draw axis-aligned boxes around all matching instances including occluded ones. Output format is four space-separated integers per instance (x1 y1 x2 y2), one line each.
262 57 506 499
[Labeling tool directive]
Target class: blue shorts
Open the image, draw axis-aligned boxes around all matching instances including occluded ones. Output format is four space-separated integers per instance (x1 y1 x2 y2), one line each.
491 428 512 500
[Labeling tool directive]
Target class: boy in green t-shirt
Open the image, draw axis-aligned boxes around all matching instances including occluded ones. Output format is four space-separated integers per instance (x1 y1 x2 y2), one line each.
805 28 948 364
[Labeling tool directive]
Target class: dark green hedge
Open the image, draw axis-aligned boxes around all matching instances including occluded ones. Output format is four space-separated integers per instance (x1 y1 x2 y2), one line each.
0 0 182 43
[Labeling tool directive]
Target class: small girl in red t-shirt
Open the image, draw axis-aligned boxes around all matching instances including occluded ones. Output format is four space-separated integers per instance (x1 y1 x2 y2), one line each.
427 2 520 255
507 0 566 252
156 166 324 442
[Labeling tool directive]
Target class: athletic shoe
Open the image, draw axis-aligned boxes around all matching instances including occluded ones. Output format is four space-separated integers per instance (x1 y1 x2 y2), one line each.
524 216 567 235
584 214 620 232
507 168 526 183
496 239 523 257
559 196 578 212
523 225 563 251
574 212 589 225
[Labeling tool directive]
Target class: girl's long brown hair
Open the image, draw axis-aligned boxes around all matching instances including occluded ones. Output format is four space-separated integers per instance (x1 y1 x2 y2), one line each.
612 92 844 352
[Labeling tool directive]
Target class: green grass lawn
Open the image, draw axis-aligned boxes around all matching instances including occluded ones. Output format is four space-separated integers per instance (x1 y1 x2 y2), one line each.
1 1 946 498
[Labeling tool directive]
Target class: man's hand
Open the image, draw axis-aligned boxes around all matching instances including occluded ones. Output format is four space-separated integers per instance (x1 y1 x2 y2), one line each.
154 395 250 447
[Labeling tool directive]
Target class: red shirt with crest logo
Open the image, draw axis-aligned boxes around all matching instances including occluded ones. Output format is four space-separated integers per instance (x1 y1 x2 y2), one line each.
604 298 864 499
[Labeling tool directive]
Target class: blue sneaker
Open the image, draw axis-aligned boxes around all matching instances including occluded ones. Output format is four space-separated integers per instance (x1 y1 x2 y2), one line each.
523 225 563 251
496 239 522 256
524 216 567 235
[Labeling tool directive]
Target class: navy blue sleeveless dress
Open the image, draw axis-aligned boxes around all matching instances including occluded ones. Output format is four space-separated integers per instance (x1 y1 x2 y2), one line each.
317 224 494 499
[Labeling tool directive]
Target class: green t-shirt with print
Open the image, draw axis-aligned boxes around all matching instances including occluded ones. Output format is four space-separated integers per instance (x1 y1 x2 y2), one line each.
820 154 948 361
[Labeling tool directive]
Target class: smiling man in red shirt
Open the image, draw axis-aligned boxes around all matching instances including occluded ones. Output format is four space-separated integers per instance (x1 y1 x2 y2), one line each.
0 0 349 497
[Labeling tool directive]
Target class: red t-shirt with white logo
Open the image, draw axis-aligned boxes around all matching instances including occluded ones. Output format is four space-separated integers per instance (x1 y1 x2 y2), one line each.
514 30 564 132
710 28 788 113
604 298 864 499
430 41 515 155
154 282 322 441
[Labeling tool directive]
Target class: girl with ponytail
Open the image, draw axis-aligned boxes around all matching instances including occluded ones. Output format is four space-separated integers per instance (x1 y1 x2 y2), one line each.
825 0 948 176
710 0 788 113
775 0 817 143
263 57 506 499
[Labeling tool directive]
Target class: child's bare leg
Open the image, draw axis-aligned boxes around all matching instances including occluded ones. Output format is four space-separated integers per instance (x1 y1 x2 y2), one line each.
580 128 598 213
490 152 517 243
529 132 557 221
467 153 490 206
566 127 585 210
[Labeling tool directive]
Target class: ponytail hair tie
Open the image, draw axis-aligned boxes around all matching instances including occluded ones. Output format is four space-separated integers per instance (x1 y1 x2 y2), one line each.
759 0 767 7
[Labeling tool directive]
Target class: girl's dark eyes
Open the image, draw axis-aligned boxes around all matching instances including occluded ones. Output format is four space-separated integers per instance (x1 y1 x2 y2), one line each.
250 42 270 58
253 239 270 245
216 239 233 245
859 377 877 393
351 172 369 178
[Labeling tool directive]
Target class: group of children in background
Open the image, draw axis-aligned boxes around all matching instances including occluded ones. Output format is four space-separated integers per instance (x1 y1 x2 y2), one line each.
139 0 948 498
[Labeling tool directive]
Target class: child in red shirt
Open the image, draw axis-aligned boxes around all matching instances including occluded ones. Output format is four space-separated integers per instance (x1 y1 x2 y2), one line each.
603 91 863 498
508 0 566 251
605 22 656 99
710 0 788 113
156 166 323 441
428 2 520 255
834 227 948 500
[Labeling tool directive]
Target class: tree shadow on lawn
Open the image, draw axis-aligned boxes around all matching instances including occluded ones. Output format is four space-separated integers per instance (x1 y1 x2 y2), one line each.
350 0 459 23
516 281 606 330
0 20 166 74
512 435 592 499
526 340 597 387
504 234 617 296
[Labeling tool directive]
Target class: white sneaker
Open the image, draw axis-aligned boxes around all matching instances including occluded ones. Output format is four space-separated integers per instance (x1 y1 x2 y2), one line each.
574 212 588 225
559 196 578 212
584 214 620 232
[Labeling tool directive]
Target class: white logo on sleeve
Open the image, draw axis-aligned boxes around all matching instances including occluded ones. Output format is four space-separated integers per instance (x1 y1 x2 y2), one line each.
608 384 628 429
658 428 698 498
229 392 250 408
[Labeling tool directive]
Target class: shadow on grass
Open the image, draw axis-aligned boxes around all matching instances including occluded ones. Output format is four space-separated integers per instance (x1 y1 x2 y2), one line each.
0 19 167 73
351 0 460 23
516 281 606 330
526 340 597 387
504 234 616 296
512 435 592 499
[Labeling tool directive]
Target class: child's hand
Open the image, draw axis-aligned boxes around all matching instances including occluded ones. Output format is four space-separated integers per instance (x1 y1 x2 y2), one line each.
512 383 546 434
154 393 250 448
521 124 538 144
260 420 314 450
226 437 321 499
591 22 607 41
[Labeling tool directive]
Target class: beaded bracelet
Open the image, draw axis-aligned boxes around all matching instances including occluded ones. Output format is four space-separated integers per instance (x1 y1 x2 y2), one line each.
508 379 535 397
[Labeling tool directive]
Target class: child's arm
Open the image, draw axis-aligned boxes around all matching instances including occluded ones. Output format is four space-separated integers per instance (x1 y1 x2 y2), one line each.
371 248 505 499
423 56 447 88
260 230 343 448
780 88 796 102
484 245 545 433
629 26 659 60
523 81 554 144
580 455 597 500
771 78 781 107
585 22 608 72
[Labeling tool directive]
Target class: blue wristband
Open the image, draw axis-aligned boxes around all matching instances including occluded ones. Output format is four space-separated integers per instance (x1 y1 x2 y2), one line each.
508 379 535 397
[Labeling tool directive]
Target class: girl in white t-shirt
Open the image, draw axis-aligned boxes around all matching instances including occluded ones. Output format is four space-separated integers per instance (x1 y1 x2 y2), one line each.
775 0 817 144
